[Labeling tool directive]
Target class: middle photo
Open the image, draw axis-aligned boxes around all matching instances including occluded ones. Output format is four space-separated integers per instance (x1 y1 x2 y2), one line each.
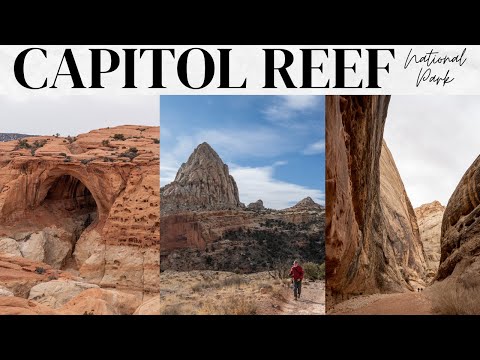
160 95 325 315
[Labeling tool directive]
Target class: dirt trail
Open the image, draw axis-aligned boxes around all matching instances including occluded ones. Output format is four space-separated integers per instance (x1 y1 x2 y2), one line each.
277 280 325 315
329 291 433 315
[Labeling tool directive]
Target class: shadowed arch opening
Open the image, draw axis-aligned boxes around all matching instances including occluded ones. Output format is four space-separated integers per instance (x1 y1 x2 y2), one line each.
35 174 99 270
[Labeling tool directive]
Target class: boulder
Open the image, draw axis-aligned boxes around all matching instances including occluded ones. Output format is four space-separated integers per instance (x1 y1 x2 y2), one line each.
0 237 22 257
28 279 99 309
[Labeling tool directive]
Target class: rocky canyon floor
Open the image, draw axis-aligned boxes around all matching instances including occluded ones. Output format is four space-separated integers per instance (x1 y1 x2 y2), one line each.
160 270 325 315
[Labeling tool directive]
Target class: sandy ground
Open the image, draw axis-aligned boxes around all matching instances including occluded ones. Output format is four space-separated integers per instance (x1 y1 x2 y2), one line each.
274 280 325 315
160 270 325 315
329 291 433 315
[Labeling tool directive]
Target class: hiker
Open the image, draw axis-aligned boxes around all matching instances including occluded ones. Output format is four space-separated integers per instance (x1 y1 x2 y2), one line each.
289 260 304 301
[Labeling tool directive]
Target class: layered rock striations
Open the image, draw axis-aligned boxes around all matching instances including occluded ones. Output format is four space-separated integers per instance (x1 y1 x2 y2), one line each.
160 143 325 273
415 201 444 280
0 125 159 295
437 155 480 284
161 143 240 214
326 96 427 306
379 141 427 288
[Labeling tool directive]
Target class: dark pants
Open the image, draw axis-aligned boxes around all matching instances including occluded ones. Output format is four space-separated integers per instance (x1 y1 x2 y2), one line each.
293 279 302 298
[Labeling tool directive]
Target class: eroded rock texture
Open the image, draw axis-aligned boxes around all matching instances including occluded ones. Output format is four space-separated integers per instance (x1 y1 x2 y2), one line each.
415 201 444 280
326 96 426 306
161 143 325 273
161 142 240 214
0 125 159 294
437 155 480 283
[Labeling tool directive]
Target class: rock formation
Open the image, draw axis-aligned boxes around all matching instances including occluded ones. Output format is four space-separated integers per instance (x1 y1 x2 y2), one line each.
437 155 480 284
0 125 159 298
379 141 427 288
247 200 265 211
161 142 240 213
326 96 427 306
161 144 325 273
415 201 445 280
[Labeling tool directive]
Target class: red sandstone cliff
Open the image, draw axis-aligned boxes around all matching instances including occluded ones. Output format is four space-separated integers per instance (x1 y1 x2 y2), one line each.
326 96 427 306
0 125 159 295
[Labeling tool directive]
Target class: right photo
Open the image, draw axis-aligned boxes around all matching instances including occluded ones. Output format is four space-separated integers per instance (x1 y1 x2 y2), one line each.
326 96 480 315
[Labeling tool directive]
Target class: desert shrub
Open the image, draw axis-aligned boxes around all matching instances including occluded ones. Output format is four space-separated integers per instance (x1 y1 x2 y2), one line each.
102 139 110 147
59 153 67 157
221 275 247 288
161 304 189 315
119 147 139 161
64 156 72 163
66 136 76 144
268 261 291 280
303 262 325 281
205 255 213 266
257 282 273 291
198 295 257 315
81 158 94 165
432 281 480 315
191 281 218 292
103 157 114 162
153 138 160 144
112 133 125 141
15 139 31 150
35 267 45 274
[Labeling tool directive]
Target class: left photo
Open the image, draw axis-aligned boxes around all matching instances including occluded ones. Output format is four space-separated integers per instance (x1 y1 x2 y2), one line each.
0 96 160 315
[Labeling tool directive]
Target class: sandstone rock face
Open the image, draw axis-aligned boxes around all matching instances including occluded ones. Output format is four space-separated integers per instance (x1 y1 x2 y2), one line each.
0 238 22 257
247 200 265 211
60 288 140 315
28 279 99 308
326 96 427 306
161 142 240 213
20 232 46 262
0 254 76 298
161 144 325 273
0 285 14 297
379 141 427 288
437 155 480 282
415 201 445 280
0 296 57 315
0 125 159 294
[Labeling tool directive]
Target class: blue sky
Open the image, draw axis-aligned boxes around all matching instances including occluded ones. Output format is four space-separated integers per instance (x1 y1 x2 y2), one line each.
160 95 325 209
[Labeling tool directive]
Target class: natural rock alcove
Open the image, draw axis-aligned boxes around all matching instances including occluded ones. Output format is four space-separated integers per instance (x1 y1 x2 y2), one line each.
37 174 99 270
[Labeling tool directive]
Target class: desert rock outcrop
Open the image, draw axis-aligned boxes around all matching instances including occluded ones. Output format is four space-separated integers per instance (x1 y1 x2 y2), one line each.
247 200 265 211
0 125 159 295
161 144 325 273
437 155 480 283
161 142 240 213
326 96 427 306
415 201 444 280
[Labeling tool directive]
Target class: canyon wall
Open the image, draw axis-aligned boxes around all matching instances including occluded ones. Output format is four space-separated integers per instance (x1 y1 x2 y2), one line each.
437 155 480 285
326 96 426 305
415 201 444 280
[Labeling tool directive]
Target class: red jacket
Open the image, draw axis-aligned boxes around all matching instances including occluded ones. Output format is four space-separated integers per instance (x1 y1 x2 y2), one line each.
290 265 304 281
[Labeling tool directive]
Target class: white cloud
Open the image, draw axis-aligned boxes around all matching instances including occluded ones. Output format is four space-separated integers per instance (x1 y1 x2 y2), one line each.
384 96 480 208
231 164 324 209
0 95 158 135
263 95 322 126
303 140 325 155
